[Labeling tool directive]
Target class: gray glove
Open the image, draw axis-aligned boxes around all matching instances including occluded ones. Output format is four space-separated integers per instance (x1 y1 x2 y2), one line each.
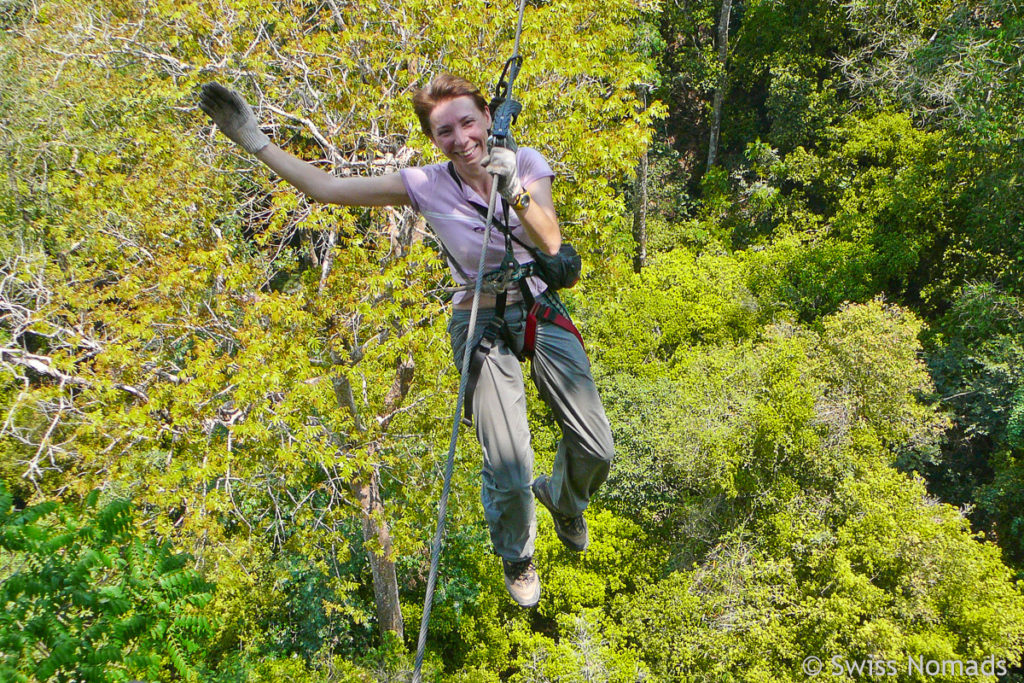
481 146 524 202
199 82 270 154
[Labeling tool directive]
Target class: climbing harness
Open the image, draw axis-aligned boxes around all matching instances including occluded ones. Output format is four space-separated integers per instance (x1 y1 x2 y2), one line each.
443 162 584 425
411 0 584 678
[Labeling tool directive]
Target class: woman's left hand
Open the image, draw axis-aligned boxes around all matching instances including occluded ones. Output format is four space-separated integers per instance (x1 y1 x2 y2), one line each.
199 82 271 154
481 147 524 201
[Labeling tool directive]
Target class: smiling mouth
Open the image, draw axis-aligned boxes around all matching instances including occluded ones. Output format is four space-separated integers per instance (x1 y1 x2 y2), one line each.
457 144 481 160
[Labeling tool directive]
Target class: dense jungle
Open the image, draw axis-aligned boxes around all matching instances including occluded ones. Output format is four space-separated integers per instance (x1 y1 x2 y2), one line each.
2 0 1024 679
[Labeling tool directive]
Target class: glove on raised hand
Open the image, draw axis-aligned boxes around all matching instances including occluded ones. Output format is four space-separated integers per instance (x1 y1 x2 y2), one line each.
199 82 270 154
481 146 524 202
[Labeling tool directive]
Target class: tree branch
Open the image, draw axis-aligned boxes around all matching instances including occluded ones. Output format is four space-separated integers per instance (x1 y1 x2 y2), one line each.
0 347 149 402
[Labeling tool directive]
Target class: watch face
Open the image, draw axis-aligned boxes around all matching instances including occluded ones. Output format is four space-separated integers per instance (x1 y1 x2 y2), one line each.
517 193 531 210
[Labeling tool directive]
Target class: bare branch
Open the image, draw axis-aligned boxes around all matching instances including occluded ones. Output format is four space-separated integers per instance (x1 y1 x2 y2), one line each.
0 347 149 401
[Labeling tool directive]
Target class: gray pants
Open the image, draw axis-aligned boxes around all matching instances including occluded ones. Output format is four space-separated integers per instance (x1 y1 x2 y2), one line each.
448 293 614 562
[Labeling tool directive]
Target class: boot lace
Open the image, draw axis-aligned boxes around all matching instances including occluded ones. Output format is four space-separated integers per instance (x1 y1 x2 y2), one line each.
505 558 536 585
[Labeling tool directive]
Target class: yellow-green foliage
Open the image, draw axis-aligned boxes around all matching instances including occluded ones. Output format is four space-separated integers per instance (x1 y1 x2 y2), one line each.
4 0 1024 679
1 0 661 676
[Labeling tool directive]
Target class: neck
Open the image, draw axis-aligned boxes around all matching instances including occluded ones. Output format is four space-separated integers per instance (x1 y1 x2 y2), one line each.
453 160 493 198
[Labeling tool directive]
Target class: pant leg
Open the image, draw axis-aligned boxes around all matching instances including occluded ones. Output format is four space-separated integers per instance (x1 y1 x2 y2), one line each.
449 306 536 562
527 295 614 517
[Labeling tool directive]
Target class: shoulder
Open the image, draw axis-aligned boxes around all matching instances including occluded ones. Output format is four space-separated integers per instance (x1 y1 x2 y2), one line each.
400 161 450 186
517 147 555 187
517 146 548 163
399 162 452 212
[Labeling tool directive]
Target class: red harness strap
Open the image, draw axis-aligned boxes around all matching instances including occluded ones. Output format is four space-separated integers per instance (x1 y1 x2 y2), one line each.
523 300 585 357
518 273 585 357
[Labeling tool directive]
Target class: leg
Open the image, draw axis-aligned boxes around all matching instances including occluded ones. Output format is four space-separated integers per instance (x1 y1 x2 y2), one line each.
449 309 536 561
528 304 614 517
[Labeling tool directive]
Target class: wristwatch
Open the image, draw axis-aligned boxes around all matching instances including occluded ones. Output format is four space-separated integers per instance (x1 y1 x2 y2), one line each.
511 190 531 211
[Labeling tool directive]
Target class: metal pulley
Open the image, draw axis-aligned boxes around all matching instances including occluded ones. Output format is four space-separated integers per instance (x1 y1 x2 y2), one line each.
489 56 524 148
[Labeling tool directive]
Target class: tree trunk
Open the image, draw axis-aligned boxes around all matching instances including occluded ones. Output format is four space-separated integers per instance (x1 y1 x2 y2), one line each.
632 149 648 274
707 0 733 169
329 352 415 641
350 470 404 638
351 355 414 639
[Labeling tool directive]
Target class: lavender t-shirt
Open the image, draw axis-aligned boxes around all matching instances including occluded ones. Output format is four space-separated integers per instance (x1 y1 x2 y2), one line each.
400 147 555 305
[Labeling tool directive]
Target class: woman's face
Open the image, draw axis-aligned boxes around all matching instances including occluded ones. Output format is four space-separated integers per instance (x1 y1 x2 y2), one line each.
428 95 491 169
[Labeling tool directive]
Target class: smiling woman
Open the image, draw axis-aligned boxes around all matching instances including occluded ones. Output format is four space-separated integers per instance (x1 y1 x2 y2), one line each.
199 73 614 610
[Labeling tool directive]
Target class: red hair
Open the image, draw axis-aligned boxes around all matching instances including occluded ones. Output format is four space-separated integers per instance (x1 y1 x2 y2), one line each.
412 73 489 137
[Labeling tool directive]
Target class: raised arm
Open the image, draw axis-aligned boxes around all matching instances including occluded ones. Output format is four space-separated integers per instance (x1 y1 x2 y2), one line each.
199 83 410 207
254 144 410 206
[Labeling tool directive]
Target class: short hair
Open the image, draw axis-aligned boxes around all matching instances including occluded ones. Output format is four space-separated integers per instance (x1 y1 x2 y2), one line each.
412 73 489 138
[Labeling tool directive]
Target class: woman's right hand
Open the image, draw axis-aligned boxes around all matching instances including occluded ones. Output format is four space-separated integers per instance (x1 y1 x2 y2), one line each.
199 82 271 154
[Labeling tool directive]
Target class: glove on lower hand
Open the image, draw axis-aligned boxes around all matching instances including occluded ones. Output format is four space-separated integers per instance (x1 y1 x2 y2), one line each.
481 146 524 202
199 82 271 154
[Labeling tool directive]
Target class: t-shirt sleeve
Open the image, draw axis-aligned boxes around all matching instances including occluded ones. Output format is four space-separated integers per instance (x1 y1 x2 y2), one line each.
399 166 430 213
517 147 555 189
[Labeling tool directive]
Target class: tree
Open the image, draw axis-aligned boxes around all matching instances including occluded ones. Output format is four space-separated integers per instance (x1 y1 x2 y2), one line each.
631 149 649 274
1 0 662 670
707 0 733 168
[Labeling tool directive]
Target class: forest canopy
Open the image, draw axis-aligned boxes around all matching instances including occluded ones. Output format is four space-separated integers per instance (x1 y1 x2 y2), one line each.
2 0 1023 680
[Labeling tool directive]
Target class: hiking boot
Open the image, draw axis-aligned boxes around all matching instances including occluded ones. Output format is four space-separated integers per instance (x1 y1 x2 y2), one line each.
532 475 589 552
502 557 540 608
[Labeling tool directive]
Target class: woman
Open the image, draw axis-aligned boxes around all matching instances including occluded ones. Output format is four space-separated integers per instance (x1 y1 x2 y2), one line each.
199 74 614 608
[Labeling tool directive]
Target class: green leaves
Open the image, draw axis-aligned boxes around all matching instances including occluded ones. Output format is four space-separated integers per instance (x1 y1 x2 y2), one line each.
0 481 215 682
611 466 1024 681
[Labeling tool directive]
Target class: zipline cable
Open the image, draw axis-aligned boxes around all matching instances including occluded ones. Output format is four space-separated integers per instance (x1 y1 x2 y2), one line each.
411 2 528 679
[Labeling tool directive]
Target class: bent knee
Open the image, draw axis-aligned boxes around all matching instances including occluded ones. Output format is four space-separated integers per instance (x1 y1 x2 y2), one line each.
482 468 534 493
580 424 614 464
592 440 614 464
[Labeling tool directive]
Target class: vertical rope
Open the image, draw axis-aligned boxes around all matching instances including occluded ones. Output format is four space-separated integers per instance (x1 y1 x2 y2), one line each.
411 184 499 682
512 0 526 61
411 2 528 679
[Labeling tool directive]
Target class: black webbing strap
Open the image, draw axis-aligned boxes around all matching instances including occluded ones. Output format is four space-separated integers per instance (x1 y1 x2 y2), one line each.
447 162 585 424
450 162 519 425
462 254 515 426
